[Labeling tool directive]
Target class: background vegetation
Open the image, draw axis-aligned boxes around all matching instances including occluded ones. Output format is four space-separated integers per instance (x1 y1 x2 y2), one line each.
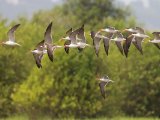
0 0 159 119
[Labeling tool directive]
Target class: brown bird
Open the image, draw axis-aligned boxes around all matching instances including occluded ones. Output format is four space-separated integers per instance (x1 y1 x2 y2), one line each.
111 31 126 55
98 75 114 99
63 28 72 54
123 27 137 57
77 24 90 52
0 24 21 47
149 32 160 50
31 40 46 68
131 27 149 55
44 22 62 62
90 31 102 57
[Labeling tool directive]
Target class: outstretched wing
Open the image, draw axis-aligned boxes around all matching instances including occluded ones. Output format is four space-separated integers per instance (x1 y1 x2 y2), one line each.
103 38 110 56
115 41 123 55
33 53 43 68
44 22 53 45
7 24 20 42
99 81 107 99
36 40 45 51
47 44 54 62
77 24 86 43
134 37 144 55
123 35 134 57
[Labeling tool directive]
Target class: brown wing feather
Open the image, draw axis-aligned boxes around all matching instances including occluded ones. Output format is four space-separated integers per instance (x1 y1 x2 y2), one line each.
44 22 52 44
36 40 45 51
103 38 110 56
47 44 54 62
115 41 123 55
99 81 107 99
77 24 86 43
33 53 43 68
134 37 144 55
7 24 20 42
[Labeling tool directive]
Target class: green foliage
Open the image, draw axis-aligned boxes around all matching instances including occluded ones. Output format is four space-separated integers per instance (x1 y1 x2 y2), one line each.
0 0 160 119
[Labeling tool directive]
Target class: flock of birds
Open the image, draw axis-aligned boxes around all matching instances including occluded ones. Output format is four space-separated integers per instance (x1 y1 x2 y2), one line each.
1 22 160 98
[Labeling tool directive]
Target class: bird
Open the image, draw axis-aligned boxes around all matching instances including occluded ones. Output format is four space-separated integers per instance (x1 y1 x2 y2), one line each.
90 31 103 57
99 27 118 55
122 28 137 57
149 32 160 49
131 27 149 55
111 31 126 55
99 26 118 35
0 24 21 47
76 24 90 51
132 27 149 38
31 40 46 68
98 75 114 99
44 22 62 62
123 35 134 57
62 27 80 53
62 28 72 54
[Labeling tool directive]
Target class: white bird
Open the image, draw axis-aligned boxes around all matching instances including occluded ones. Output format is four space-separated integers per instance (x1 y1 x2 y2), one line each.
149 32 160 49
111 31 126 55
98 75 114 99
44 22 62 62
31 40 46 68
76 24 90 50
131 27 149 55
1 24 21 47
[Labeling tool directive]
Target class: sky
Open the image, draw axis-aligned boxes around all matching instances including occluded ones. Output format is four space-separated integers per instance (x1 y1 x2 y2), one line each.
0 0 160 30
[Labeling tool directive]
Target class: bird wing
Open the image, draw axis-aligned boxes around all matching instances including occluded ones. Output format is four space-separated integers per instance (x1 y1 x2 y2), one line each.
123 35 134 57
44 22 53 45
99 81 107 99
66 28 72 35
77 24 86 43
135 27 145 34
47 44 54 62
36 40 45 51
7 24 20 42
105 32 114 39
64 40 71 54
90 31 102 57
69 29 79 44
103 38 110 56
134 37 144 54
115 41 123 55
33 53 43 68
116 31 124 38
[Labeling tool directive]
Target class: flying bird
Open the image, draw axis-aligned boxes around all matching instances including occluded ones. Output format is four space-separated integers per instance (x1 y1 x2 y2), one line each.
76 24 90 51
99 27 118 55
31 40 46 68
0 24 21 47
149 32 160 49
131 27 149 55
44 22 62 62
122 28 137 57
111 31 126 55
90 31 103 57
98 75 114 99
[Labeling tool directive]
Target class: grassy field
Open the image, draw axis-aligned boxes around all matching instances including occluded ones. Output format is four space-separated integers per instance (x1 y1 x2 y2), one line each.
0 116 160 120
